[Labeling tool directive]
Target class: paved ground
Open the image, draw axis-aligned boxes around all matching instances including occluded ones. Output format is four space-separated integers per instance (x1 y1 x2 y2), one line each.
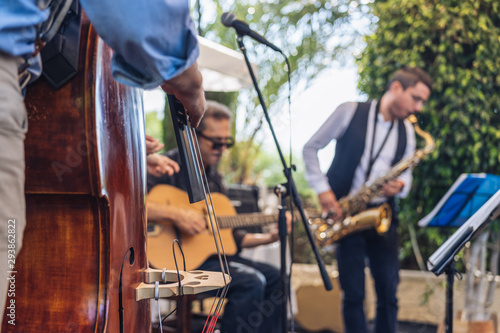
292 321 437 333
189 318 438 332
397 321 437 333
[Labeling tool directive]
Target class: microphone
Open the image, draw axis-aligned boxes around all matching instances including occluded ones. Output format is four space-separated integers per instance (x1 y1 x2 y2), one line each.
221 12 282 52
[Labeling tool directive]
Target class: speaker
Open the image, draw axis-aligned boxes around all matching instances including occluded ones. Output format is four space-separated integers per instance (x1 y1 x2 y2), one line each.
226 184 260 214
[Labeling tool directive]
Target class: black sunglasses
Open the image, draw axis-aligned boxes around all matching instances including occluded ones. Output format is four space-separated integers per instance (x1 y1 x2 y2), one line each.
196 131 235 149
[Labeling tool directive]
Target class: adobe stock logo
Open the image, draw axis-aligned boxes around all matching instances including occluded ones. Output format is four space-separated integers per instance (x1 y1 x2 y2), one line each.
50 126 116 182
236 289 285 333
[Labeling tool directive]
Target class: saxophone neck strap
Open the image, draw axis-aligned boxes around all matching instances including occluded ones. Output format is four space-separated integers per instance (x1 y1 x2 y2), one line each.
365 100 394 181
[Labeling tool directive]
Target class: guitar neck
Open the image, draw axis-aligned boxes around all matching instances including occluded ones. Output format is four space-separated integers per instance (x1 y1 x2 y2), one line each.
217 213 277 229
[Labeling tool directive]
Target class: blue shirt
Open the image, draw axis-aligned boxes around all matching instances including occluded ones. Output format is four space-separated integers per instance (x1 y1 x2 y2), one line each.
0 0 199 89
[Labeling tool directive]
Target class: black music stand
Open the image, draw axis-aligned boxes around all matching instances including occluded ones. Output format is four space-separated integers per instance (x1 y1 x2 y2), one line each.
419 173 500 333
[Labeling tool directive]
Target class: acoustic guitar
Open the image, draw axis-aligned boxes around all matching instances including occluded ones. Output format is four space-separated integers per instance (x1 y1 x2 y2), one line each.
147 184 278 271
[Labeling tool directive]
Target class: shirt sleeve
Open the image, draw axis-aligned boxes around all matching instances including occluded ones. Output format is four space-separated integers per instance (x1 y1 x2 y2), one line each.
232 229 246 253
0 0 49 57
396 119 416 199
80 0 199 89
302 102 357 194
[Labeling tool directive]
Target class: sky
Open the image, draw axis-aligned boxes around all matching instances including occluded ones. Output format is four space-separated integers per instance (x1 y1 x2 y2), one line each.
272 64 363 170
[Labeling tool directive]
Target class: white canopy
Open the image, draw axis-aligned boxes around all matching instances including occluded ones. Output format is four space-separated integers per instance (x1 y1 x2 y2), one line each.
143 37 255 113
197 36 257 92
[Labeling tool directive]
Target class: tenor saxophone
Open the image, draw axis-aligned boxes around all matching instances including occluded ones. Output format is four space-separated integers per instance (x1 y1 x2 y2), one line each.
310 115 434 247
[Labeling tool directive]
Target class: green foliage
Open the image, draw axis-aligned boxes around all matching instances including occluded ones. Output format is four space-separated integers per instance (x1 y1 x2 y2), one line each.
145 111 164 148
162 95 177 152
203 0 357 97
358 0 500 268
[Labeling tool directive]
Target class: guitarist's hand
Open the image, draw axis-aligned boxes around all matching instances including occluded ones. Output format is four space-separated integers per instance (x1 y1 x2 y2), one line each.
147 154 180 177
174 209 206 236
145 134 164 155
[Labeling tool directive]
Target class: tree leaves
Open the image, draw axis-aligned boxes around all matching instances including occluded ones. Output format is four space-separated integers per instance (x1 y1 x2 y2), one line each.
358 0 500 268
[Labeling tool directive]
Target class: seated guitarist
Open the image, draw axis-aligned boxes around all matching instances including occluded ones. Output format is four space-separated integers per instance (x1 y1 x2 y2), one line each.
147 100 289 333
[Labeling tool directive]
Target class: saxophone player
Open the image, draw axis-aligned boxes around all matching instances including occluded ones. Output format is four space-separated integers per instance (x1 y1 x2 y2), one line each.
303 67 432 333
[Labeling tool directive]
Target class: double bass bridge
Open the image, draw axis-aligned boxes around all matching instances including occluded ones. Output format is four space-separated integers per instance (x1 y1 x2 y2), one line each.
135 268 231 300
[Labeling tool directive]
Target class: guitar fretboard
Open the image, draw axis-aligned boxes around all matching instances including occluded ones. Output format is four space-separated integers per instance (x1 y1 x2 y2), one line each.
218 213 277 229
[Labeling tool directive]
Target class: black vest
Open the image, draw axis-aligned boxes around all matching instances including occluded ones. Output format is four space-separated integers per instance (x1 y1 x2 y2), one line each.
326 101 407 199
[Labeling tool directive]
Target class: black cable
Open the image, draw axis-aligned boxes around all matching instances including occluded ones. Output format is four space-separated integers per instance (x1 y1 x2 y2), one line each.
119 248 134 333
157 240 186 333
280 51 295 333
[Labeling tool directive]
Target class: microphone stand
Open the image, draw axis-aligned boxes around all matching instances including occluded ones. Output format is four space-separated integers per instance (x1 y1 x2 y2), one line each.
235 34 333 333
274 184 289 333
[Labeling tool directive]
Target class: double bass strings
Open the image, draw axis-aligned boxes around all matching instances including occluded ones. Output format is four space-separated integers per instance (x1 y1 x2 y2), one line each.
189 125 232 333
163 94 230 332
189 125 231 277
157 239 186 333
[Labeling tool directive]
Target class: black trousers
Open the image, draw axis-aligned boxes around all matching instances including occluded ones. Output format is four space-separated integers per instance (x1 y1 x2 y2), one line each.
197 255 282 333
336 220 400 333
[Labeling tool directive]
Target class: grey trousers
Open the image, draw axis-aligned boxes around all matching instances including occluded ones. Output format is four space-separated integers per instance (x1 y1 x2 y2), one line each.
0 52 27 327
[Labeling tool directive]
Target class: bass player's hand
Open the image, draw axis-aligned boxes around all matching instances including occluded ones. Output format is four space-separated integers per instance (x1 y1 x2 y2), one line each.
160 63 205 128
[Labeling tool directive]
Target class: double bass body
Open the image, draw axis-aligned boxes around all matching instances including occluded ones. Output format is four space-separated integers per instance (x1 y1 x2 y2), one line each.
2 16 151 332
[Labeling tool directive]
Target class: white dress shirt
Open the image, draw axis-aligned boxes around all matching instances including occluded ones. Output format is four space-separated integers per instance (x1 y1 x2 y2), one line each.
303 100 416 203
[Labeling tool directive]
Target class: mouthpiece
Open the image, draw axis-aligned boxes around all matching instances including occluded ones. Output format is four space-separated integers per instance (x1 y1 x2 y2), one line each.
407 114 418 124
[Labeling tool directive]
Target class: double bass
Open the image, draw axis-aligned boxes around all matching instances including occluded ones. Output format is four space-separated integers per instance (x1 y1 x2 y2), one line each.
3 10 230 331
3 14 150 332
